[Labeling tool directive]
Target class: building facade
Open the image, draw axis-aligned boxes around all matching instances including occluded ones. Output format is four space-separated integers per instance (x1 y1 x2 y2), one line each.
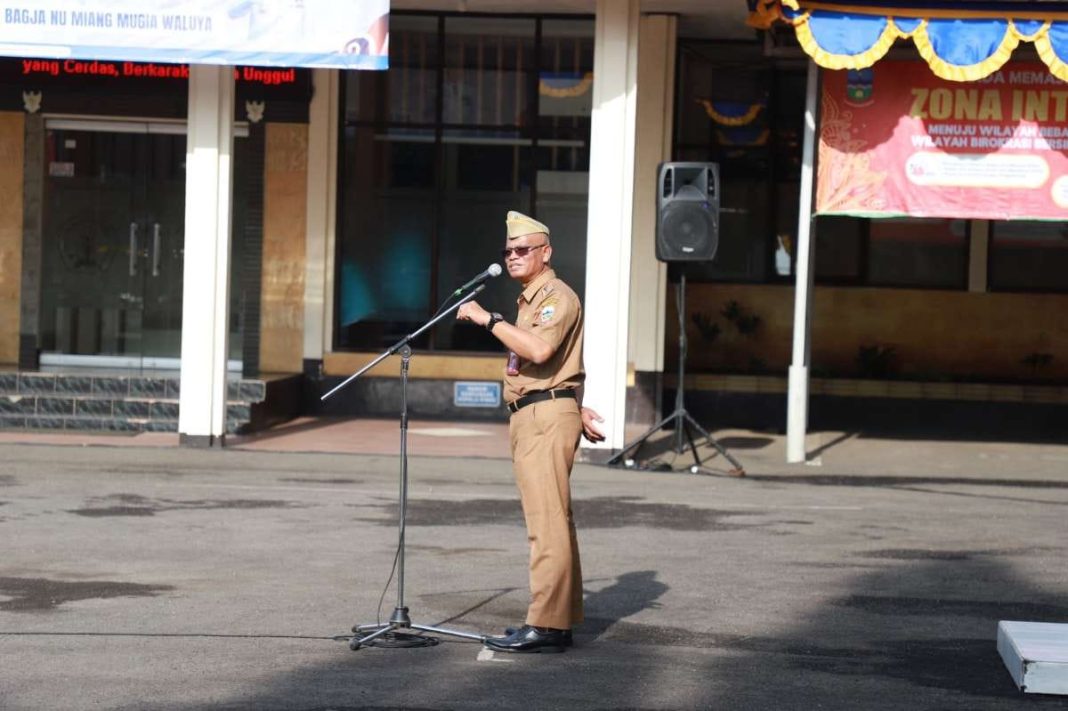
1 1 1065 454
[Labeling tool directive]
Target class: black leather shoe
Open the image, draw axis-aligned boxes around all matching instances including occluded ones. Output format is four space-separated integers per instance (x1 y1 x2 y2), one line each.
505 626 573 647
484 625 568 653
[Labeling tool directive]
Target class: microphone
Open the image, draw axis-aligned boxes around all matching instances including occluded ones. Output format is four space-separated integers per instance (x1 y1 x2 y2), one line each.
453 263 502 296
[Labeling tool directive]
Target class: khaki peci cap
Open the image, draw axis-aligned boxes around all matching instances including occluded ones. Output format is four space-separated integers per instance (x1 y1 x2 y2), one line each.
506 211 550 240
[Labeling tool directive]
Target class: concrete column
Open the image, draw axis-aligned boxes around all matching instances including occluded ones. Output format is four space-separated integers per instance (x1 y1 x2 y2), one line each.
178 64 235 447
786 60 819 464
304 68 339 370
260 123 308 373
582 0 640 453
0 112 25 365
626 14 676 410
18 114 43 370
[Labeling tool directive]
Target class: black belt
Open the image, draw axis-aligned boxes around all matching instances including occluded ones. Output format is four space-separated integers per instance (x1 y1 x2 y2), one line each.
507 388 576 413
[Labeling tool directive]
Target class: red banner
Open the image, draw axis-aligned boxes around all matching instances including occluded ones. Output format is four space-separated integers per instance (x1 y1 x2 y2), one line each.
818 61 1068 221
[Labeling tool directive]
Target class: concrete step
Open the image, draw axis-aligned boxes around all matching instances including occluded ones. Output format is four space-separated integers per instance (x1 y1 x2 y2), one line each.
0 372 267 401
0 415 259 434
0 371 271 434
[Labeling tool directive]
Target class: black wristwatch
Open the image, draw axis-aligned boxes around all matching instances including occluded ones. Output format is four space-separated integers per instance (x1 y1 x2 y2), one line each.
485 312 504 332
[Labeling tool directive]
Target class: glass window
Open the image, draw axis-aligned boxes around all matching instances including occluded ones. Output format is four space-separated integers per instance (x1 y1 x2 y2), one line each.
673 42 803 283
814 216 864 282
774 181 799 277
811 216 968 287
337 127 435 350
337 13 593 352
868 218 967 289
535 141 590 304
536 20 594 303
539 19 595 122
442 18 535 127
435 129 532 351
990 221 1068 292
345 15 439 125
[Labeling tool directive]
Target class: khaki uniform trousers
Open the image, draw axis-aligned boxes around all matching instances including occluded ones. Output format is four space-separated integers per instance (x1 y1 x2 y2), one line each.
508 396 584 630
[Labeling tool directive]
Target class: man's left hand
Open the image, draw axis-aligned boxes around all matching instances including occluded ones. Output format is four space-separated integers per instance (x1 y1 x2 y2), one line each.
580 407 605 443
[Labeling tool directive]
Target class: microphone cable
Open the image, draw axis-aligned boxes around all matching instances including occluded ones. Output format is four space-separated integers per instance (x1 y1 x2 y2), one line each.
374 533 403 628
429 290 460 322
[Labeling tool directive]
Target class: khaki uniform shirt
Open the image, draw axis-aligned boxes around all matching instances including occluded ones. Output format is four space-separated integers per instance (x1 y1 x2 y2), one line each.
503 268 585 403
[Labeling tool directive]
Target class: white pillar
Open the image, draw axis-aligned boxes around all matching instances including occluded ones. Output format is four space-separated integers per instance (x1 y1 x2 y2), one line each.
178 64 235 447
582 0 640 453
786 61 819 463
628 14 676 378
304 68 340 367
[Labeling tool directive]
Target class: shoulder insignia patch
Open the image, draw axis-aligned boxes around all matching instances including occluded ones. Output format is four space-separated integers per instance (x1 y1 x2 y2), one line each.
536 297 559 324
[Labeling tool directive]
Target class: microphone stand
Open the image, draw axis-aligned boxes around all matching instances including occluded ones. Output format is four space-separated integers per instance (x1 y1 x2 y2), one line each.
322 284 489 650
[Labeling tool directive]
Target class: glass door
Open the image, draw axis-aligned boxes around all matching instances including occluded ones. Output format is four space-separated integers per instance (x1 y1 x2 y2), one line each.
40 120 247 371
140 128 187 362
41 127 153 366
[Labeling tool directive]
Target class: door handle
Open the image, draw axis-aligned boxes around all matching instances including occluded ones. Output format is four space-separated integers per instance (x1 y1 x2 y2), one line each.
152 223 161 277
129 222 138 276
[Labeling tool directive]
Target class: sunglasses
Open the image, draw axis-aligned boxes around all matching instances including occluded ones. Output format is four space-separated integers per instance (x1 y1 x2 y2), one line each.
501 243 547 258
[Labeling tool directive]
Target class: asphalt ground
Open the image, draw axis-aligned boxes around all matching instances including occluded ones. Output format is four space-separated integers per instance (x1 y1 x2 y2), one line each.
1 429 1067 710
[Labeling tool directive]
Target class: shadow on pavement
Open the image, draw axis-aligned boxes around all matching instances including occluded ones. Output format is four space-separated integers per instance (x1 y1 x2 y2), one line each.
580 570 670 643
606 428 771 475
228 417 353 446
703 553 1068 709
152 550 1068 710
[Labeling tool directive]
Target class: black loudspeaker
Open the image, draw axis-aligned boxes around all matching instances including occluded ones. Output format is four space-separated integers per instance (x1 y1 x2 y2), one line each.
656 162 720 262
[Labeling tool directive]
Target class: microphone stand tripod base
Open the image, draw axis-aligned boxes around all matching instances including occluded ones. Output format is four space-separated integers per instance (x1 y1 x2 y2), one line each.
351 606 436 649
349 607 485 651
351 630 438 649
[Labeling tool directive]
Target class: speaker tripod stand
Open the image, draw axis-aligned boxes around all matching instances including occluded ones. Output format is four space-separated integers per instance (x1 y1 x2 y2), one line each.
607 273 745 476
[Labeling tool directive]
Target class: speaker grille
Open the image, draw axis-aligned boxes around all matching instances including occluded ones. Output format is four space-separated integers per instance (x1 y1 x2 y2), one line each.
658 201 718 262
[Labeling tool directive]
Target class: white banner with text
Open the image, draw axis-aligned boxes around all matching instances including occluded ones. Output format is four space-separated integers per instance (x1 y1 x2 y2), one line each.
0 0 388 69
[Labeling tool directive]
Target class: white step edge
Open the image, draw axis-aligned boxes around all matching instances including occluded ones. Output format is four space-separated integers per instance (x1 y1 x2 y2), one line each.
998 621 1068 695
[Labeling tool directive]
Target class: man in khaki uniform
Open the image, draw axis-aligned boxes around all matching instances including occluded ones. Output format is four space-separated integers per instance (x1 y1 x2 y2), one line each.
457 210 604 654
